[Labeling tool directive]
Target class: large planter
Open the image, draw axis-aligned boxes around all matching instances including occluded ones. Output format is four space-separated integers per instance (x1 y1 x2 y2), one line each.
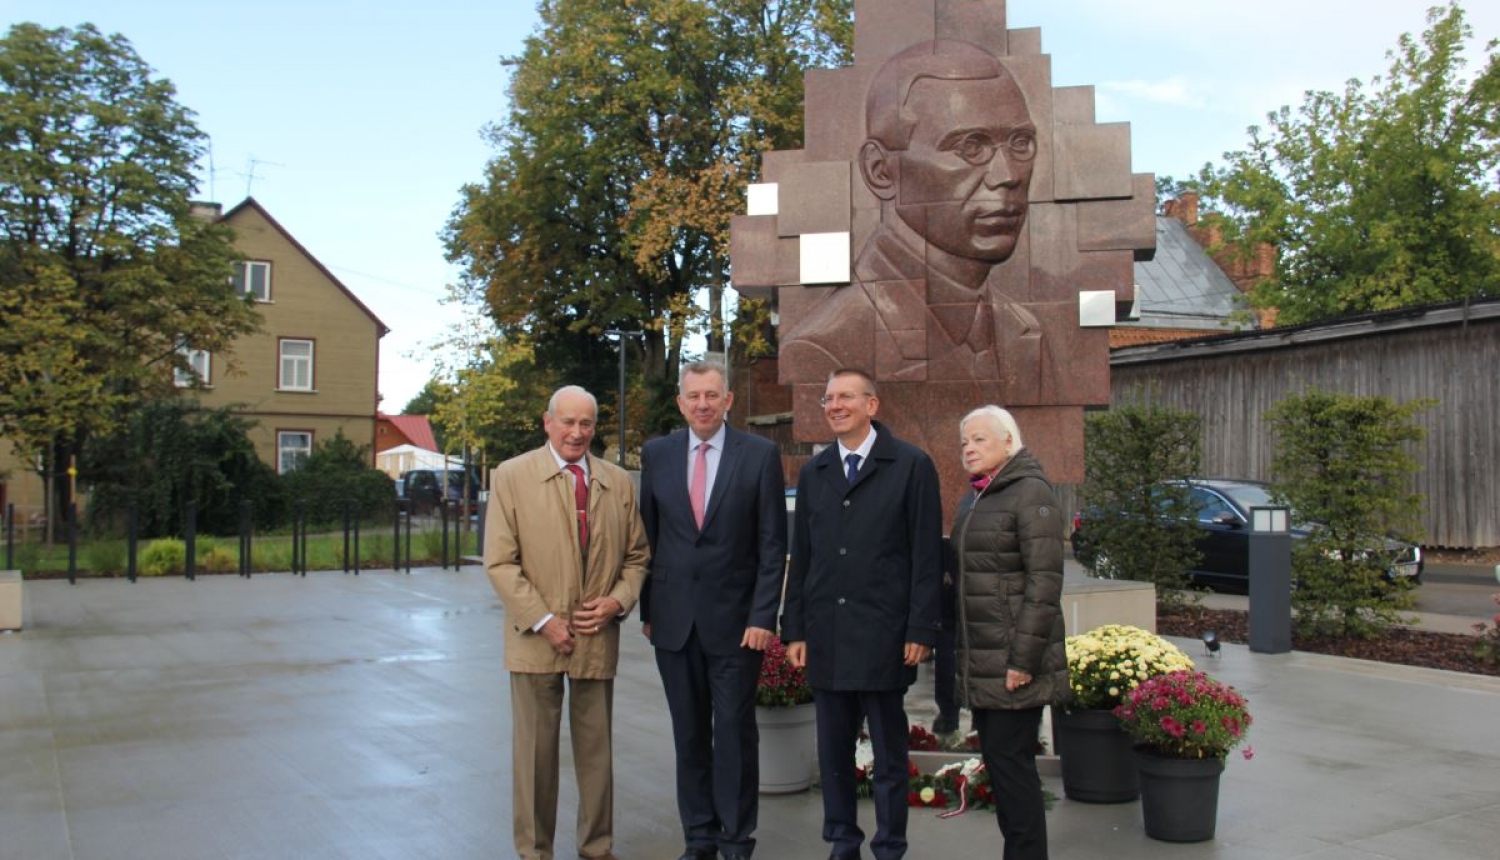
1134 748 1225 842
756 703 816 794
1051 708 1138 803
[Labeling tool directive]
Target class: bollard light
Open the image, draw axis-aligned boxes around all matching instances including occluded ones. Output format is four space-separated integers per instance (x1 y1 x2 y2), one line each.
1201 630 1221 658
1250 506 1289 534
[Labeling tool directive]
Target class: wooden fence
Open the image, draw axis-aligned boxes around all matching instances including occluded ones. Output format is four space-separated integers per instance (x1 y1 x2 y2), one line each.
1097 299 1499 548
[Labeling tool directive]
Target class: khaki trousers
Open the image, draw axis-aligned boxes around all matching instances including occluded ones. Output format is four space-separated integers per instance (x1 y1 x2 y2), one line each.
511 673 614 860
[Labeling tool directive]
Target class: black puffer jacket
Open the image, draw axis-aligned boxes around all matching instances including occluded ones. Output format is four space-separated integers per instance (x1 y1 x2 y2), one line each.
952 448 1071 711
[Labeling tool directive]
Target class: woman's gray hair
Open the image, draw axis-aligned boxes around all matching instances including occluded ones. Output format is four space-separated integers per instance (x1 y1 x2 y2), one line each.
960 405 1023 450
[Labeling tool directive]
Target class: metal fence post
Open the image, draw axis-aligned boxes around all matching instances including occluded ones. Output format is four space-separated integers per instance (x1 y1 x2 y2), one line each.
184 500 196 582
127 504 138 583
4 503 12 571
67 503 78 585
342 502 352 574
441 500 451 570
239 499 252 578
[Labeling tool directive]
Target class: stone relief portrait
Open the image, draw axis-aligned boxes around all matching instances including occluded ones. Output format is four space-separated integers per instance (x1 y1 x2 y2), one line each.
730 0 1157 493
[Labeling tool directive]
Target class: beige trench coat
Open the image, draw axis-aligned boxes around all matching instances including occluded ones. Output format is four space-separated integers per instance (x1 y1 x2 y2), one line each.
484 447 650 678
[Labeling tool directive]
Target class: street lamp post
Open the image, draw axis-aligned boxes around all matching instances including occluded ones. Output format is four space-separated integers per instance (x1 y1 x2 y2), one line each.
604 330 640 466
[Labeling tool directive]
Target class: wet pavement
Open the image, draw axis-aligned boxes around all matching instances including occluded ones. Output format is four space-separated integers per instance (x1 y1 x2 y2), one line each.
2 567 1497 860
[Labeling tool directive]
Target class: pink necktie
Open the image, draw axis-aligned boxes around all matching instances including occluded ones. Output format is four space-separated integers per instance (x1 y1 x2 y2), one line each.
690 441 710 528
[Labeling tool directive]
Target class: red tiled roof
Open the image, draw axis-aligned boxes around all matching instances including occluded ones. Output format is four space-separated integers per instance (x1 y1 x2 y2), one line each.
378 413 438 451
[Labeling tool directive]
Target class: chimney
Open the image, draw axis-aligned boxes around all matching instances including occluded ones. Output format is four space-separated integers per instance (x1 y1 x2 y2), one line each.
189 201 222 222
1164 191 1199 226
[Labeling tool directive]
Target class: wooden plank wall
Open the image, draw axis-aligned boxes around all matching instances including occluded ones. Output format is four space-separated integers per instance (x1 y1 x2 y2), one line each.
1100 316 1498 548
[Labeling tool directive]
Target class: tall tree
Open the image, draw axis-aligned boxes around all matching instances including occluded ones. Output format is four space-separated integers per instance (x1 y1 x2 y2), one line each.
1195 3 1499 324
444 0 849 434
0 23 259 533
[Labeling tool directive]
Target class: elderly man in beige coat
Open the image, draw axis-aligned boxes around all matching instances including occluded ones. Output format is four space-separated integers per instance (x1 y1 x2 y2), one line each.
486 385 650 860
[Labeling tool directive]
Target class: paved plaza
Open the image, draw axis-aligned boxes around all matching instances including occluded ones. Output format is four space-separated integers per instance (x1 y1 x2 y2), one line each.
2 568 1498 860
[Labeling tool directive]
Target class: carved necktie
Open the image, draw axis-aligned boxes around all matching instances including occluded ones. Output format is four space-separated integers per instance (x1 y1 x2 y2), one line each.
565 464 588 555
690 441 710 529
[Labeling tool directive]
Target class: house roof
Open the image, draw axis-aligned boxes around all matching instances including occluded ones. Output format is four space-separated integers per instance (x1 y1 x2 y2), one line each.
220 197 390 337
378 413 438 451
1126 218 1251 332
1112 295 1500 366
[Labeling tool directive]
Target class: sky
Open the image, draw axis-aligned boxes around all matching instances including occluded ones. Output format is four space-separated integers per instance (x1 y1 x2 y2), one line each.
4 0 1495 411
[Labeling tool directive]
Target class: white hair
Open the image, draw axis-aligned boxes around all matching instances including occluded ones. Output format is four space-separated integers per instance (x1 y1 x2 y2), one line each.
960 405 1023 450
547 385 598 416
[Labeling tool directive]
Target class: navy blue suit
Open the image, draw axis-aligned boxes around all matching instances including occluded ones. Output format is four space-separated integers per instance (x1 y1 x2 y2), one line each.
782 421 942 860
640 425 787 857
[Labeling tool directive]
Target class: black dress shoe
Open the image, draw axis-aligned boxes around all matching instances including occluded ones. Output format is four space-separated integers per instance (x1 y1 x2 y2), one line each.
677 849 715 860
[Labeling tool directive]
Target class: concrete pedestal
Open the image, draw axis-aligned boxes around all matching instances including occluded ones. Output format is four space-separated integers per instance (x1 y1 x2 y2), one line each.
0 570 22 630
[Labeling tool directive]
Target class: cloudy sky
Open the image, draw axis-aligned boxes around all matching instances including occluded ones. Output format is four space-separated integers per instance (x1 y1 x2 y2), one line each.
5 0 1494 409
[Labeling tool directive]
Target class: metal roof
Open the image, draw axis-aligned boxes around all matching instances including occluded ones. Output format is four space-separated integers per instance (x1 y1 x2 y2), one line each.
1126 218 1251 332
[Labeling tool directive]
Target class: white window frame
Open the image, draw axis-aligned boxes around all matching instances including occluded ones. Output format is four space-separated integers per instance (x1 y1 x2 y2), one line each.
173 348 211 388
277 431 313 474
234 260 272 302
278 338 314 391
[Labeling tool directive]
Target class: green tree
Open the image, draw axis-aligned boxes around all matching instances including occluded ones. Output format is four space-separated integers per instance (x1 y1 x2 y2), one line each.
1266 392 1430 638
444 0 849 441
0 23 259 534
82 399 282 538
1080 403 1204 607
1196 3 1499 324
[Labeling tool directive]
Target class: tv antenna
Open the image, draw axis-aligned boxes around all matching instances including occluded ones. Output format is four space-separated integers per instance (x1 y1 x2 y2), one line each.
241 155 285 198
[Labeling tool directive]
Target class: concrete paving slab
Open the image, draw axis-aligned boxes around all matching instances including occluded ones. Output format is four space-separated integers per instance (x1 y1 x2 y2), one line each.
1 568 1497 860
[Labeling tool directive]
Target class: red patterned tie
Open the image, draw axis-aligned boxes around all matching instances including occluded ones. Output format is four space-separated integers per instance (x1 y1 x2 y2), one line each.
690 441 710 529
565 464 588 554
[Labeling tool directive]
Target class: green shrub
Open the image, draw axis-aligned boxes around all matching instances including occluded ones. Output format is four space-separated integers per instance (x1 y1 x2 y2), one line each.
139 539 186 576
1268 392 1431 638
85 539 128 574
198 539 237 573
280 431 396 527
1081 402 1203 607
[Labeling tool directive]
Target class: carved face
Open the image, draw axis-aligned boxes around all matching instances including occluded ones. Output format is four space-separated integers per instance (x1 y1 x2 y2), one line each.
891 74 1036 263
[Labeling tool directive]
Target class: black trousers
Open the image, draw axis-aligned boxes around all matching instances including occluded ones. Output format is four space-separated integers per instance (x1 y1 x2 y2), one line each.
655 628 764 855
974 706 1048 860
813 688 910 860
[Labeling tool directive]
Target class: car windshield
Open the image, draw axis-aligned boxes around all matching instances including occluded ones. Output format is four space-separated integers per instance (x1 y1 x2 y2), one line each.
1221 484 1273 510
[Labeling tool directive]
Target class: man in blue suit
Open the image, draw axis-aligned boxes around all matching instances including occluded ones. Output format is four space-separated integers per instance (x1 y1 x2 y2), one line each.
639 361 788 860
784 368 942 860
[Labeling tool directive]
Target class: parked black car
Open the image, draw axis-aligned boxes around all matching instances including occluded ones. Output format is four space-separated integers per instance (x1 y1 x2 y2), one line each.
399 468 480 516
1070 478 1423 593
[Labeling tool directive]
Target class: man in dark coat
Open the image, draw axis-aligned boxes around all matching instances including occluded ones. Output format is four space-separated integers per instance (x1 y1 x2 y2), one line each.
639 361 788 860
783 368 942 860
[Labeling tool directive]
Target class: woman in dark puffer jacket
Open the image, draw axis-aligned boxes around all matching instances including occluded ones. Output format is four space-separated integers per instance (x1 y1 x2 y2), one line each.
952 405 1070 860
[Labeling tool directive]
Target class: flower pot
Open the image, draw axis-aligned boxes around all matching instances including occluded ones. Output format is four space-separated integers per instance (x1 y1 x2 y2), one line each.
1051 708 1138 803
756 702 816 794
1134 748 1225 842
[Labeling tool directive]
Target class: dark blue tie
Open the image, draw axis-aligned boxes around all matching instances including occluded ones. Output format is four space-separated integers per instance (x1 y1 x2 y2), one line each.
845 453 861 486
